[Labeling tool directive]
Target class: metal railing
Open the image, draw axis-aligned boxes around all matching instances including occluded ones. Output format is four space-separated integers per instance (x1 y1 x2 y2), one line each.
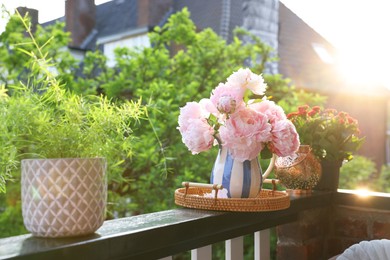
0 191 334 260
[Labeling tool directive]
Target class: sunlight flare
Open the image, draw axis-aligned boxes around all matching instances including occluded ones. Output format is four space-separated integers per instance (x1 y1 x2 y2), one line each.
355 188 371 198
337 43 390 90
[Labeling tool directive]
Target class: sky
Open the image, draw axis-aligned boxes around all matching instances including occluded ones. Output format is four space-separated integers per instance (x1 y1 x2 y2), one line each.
1 0 390 88
281 0 390 88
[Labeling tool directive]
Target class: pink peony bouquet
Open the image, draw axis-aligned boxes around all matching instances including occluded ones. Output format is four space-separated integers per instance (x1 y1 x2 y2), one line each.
177 68 300 162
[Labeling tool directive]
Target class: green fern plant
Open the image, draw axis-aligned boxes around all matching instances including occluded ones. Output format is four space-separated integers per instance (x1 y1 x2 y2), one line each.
0 10 146 193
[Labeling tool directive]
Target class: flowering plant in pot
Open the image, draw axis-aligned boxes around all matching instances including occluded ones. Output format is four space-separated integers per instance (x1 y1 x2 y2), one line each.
0 12 145 237
287 105 364 162
287 105 365 190
177 68 300 198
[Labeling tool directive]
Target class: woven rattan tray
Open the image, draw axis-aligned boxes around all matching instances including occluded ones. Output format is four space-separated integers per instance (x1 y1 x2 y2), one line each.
175 182 290 212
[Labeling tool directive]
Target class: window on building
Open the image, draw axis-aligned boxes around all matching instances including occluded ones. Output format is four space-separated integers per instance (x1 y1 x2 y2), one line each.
312 43 334 64
102 33 150 67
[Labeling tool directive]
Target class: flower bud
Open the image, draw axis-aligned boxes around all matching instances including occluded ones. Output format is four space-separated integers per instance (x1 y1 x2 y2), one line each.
217 96 237 114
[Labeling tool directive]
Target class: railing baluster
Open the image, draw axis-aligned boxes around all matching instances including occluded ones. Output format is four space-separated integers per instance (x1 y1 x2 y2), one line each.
226 236 243 260
254 229 270 260
191 245 212 260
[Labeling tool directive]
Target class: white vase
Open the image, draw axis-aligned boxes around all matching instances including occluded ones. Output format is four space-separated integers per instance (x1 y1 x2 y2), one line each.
210 147 274 198
21 158 107 238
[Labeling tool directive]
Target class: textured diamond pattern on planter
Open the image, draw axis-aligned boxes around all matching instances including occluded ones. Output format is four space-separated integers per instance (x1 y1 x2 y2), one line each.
21 158 107 238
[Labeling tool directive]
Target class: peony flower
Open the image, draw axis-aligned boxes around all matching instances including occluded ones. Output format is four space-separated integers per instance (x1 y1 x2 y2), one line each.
177 68 302 162
178 101 215 154
179 118 215 154
199 98 218 116
250 100 286 124
217 96 237 114
210 83 243 114
269 119 300 157
219 107 272 161
178 102 207 130
199 98 227 125
203 188 229 198
226 68 267 96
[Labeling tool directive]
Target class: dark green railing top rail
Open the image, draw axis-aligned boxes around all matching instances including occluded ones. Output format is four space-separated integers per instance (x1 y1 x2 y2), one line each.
1 190 388 260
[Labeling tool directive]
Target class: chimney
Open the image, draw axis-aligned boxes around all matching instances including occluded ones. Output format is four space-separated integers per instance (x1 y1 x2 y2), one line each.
65 0 96 48
137 0 173 27
137 0 149 27
16 7 39 33
242 0 279 74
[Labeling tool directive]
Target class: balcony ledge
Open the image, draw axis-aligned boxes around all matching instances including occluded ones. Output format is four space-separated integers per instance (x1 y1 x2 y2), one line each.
1 189 389 260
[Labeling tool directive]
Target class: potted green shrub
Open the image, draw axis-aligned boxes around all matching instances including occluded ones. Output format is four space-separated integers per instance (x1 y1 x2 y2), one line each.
0 12 145 237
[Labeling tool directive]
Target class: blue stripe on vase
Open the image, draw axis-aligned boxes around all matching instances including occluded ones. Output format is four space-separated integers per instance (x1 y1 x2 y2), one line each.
257 158 263 189
223 151 234 198
210 162 215 184
241 160 251 198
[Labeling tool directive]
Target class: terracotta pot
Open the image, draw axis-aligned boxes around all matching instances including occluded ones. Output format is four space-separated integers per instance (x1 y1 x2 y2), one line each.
21 158 107 237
